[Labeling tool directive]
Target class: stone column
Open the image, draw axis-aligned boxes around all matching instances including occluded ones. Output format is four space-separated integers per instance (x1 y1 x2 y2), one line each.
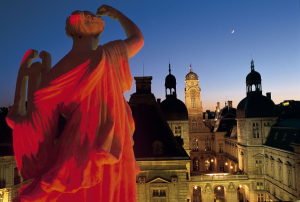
137 177 146 202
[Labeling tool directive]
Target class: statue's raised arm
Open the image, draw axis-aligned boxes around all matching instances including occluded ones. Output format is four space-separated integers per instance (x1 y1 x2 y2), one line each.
96 5 144 58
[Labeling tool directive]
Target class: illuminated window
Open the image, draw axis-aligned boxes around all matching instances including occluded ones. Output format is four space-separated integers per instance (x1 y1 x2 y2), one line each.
193 158 199 171
205 160 210 171
174 126 181 137
257 182 263 190
192 138 198 151
191 98 196 108
283 101 289 106
257 194 264 202
255 160 263 174
253 123 259 138
205 138 211 151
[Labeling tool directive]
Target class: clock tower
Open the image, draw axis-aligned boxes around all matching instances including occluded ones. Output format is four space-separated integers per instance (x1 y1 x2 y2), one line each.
185 68 209 132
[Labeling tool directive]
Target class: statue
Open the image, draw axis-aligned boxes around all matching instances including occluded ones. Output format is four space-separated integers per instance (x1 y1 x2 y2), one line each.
6 5 143 202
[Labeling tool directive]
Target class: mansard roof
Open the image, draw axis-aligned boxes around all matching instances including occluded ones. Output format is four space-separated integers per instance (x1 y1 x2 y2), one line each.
264 119 300 152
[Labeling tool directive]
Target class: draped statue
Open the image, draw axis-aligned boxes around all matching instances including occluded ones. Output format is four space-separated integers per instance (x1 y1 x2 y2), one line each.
6 5 143 202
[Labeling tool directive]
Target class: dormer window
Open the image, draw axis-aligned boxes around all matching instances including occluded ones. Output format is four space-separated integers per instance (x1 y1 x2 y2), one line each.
174 126 181 137
253 123 259 138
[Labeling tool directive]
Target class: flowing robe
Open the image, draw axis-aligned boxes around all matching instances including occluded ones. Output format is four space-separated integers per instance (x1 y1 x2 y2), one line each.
8 40 139 202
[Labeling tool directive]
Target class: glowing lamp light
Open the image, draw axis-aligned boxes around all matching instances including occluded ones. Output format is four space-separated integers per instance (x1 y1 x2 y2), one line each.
194 186 197 190
225 162 228 165
230 166 233 169
218 186 221 190
211 159 214 162
239 185 242 188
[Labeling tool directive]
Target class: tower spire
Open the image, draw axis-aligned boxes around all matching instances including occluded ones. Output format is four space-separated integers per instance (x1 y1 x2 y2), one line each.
251 59 254 71
169 62 171 74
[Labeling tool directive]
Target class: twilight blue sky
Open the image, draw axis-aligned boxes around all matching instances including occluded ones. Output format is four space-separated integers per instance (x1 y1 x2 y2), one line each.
0 0 299 110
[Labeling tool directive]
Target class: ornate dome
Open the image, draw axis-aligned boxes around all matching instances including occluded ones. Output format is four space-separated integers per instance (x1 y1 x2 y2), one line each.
165 74 176 88
237 95 276 118
220 107 236 117
185 69 199 80
246 70 261 82
160 99 188 120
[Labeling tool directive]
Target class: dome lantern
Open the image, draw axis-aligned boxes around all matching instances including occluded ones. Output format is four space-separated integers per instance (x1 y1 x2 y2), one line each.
246 60 262 97
165 63 177 99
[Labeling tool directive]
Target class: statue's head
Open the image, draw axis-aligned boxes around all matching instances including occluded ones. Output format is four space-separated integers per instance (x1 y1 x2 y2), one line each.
65 11 105 38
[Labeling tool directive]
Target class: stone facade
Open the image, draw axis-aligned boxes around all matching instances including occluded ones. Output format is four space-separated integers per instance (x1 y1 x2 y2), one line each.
0 156 31 202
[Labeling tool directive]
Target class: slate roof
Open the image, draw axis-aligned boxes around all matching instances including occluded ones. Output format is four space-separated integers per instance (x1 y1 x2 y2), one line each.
130 93 189 161
264 119 300 152
160 98 188 120
214 106 237 133
237 95 276 118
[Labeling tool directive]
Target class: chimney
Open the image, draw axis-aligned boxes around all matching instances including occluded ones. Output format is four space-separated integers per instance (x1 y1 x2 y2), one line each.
134 76 152 94
266 92 271 99
205 113 208 120
157 98 161 105
228 100 232 111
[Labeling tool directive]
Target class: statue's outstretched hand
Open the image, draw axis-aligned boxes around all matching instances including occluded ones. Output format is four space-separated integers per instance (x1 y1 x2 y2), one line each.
96 5 120 20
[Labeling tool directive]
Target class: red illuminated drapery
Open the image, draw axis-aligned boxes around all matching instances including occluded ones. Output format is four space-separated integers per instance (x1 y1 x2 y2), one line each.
8 40 139 202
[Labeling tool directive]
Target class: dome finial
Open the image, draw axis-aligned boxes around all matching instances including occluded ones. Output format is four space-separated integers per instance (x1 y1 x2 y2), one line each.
169 62 171 74
251 59 254 71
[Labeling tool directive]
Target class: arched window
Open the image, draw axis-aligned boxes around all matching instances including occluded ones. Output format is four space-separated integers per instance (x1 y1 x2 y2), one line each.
192 138 198 151
193 158 199 171
191 98 196 108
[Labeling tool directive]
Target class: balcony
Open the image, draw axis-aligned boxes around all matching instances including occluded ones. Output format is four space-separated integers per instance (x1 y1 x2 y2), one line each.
190 173 248 181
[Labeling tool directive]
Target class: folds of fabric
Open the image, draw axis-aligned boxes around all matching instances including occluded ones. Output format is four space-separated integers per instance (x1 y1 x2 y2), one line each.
8 40 138 202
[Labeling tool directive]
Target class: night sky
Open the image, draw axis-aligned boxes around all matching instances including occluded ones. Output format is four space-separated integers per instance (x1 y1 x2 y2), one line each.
0 0 299 111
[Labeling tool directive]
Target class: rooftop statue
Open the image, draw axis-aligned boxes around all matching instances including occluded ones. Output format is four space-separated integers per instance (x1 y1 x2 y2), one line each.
6 5 143 202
